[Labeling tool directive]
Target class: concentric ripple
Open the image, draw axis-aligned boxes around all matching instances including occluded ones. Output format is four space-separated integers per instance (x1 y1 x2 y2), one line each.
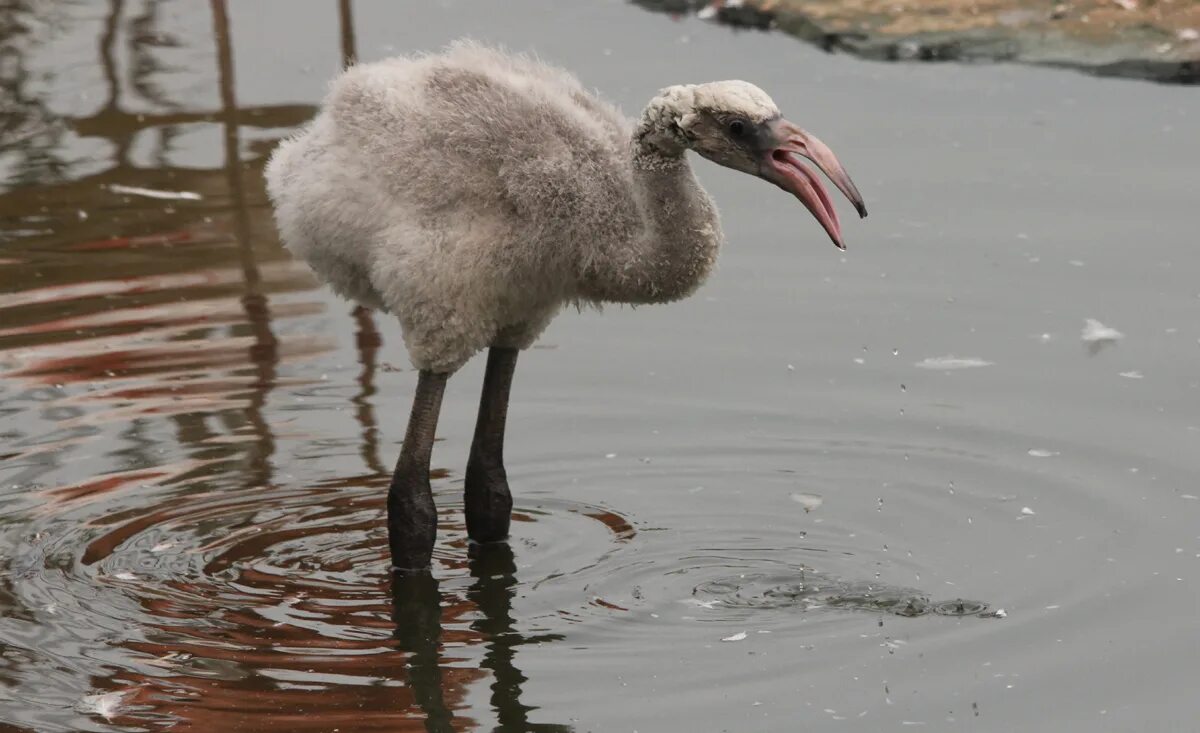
2 467 632 731
2 210 1182 730
3 299 1192 732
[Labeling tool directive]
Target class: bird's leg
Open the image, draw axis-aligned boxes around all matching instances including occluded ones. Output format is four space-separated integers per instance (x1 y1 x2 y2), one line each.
465 347 518 543
388 369 448 571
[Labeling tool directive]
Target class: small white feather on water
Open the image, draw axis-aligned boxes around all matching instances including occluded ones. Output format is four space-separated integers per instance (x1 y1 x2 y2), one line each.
914 356 993 370
79 690 130 721
1119 370 1143 379
107 184 202 201
722 631 747 642
1028 449 1059 458
1081 319 1123 344
790 492 823 513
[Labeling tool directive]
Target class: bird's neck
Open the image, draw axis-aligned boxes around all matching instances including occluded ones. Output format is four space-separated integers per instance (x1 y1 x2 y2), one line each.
575 104 723 305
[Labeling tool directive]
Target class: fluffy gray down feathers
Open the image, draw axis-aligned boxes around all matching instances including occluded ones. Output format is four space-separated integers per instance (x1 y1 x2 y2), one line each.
266 40 733 372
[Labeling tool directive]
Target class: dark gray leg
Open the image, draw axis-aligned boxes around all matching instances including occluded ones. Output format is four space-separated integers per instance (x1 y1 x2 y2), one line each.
465 347 518 543
388 370 448 571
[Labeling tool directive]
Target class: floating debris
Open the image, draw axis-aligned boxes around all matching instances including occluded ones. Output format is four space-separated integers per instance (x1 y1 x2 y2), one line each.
931 599 990 616
79 690 130 721
790 492 824 513
1119 370 1143 379
914 356 993 370
1020 507 1036 516
1028 449 1059 458
146 651 195 669
721 631 748 642
107 184 203 201
1082 319 1124 354
1081 319 1123 343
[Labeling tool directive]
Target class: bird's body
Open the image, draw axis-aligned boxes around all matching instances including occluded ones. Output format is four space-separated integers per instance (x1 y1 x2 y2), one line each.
265 41 866 570
267 41 722 373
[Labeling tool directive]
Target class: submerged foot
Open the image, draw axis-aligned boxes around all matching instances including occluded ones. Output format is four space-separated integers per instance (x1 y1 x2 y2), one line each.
387 474 438 570
464 459 513 543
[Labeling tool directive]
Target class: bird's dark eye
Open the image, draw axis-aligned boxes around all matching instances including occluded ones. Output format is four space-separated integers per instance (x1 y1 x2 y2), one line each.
728 119 747 137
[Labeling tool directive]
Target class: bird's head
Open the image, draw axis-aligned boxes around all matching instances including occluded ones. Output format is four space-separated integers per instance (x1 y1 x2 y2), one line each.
655 81 867 250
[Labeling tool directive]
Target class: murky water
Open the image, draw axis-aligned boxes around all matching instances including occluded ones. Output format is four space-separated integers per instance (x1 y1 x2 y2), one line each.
2 1 1198 731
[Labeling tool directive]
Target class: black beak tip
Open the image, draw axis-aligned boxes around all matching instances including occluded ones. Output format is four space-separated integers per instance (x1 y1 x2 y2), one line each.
855 202 868 219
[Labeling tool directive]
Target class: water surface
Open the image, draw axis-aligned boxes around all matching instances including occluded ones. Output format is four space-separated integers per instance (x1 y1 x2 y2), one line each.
2 1 1198 731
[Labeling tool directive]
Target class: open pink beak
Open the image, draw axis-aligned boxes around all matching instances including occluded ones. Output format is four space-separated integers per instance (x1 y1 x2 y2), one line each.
762 118 866 250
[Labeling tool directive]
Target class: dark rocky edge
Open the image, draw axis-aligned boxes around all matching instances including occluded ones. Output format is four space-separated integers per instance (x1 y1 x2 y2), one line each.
632 0 1200 84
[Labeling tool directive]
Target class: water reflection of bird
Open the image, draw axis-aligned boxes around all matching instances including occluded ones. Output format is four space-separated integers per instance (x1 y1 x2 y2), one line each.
265 40 866 570
391 544 571 732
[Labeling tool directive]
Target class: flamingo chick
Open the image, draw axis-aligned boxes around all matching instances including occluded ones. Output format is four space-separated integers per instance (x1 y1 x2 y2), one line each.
265 41 866 571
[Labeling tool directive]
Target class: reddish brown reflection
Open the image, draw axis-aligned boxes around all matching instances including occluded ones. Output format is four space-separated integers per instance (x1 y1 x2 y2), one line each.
92 491 567 732
0 2 575 730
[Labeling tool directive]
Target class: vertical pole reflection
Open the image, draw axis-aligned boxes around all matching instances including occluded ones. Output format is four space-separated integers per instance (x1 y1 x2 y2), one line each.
336 0 388 479
211 0 258 290
99 0 123 110
352 306 387 476
338 0 357 67
98 0 133 165
212 0 278 485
